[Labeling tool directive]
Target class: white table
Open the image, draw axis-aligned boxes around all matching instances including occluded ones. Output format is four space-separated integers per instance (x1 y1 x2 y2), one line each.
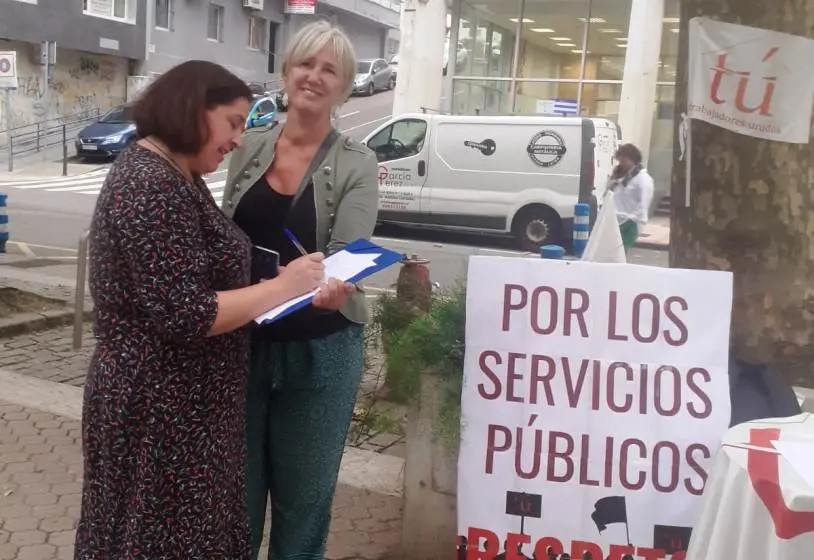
687 413 814 559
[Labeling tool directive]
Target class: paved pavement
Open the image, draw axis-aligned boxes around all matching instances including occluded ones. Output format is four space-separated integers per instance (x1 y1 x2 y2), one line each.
0 367 404 560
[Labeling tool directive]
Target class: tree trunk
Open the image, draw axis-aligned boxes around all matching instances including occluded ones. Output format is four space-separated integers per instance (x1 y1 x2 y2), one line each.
671 0 814 387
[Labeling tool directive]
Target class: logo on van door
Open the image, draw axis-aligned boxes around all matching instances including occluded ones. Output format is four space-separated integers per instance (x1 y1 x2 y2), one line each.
378 165 413 186
527 130 567 167
464 138 497 156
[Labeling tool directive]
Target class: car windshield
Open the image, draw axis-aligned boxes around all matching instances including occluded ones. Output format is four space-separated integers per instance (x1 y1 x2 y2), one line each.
100 106 133 124
357 62 372 73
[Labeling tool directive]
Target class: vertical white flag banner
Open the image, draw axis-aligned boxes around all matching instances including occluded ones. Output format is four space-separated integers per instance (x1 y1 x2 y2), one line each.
688 17 814 143
581 191 627 264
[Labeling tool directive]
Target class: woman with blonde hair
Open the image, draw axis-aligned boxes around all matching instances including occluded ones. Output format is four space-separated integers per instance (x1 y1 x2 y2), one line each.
222 20 379 559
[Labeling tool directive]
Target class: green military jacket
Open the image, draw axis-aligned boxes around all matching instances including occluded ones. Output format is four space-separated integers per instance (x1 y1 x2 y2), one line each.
221 123 380 324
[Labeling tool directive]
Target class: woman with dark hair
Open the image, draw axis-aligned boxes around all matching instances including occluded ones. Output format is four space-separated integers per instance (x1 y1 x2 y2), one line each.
74 60 349 558
608 143 655 252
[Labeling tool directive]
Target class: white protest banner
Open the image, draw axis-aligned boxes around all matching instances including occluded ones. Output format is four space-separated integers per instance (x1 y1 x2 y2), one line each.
458 258 733 560
688 17 814 143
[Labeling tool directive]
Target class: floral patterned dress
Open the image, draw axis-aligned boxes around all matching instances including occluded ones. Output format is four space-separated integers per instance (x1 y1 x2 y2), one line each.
75 144 252 559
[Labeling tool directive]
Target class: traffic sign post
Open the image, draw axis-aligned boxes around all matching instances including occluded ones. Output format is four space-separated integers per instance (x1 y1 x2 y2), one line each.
0 51 18 172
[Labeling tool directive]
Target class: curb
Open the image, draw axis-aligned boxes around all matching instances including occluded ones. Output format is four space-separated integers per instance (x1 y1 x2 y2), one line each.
0 307 93 338
0 368 405 496
635 240 669 251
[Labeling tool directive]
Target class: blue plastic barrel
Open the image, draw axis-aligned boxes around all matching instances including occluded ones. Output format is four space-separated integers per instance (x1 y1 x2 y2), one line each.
572 202 591 258
540 244 565 260
0 193 8 253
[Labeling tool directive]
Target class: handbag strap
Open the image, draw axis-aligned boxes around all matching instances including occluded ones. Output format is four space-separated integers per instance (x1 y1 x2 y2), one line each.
288 129 341 212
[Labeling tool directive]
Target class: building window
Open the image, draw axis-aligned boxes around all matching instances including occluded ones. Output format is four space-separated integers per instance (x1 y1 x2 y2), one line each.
155 0 173 30
268 22 280 73
83 0 129 20
248 16 267 51
208 4 225 42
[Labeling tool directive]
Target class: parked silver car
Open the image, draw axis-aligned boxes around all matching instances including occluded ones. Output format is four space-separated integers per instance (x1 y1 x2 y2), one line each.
352 59 395 96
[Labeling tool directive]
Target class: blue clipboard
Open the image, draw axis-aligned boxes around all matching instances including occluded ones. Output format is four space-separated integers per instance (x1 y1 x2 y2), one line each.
257 238 403 324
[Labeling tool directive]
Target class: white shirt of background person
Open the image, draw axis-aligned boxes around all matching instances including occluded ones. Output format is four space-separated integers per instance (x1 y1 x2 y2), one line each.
613 168 655 226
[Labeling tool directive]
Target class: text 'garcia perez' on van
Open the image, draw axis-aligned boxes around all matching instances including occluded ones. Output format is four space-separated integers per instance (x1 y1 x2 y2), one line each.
362 113 620 251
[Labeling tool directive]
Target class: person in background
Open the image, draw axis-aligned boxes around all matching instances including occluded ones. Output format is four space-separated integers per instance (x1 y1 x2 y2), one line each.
75 60 347 559
608 143 654 252
221 20 379 560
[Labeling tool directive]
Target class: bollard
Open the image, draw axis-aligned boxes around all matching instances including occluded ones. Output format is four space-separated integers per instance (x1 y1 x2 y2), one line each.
396 253 432 315
572 202 591 257
0 193 7 253
540 244 565 260
36 122 40 152
6 135 12 173
62 124 68 177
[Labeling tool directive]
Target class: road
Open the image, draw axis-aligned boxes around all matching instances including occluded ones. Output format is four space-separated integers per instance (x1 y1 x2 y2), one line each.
0 88 667 290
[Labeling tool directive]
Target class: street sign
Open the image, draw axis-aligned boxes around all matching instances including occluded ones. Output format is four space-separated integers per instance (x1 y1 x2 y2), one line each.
0 51 18 89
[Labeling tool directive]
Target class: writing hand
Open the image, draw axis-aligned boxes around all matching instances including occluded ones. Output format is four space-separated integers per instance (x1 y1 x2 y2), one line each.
313 277 354 310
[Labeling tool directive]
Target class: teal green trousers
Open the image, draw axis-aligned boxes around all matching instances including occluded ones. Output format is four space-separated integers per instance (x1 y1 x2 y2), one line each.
619 219 639 252
245 325 364 560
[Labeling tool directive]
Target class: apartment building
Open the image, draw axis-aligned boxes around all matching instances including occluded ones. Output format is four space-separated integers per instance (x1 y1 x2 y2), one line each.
139 0 401 87
0 0 147 126
0 0 400 125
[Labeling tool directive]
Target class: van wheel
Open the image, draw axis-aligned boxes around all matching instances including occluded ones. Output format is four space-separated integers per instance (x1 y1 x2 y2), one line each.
512 206 562 252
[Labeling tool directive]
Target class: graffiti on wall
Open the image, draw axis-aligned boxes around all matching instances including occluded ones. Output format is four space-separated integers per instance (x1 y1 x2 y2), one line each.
0 40 127 128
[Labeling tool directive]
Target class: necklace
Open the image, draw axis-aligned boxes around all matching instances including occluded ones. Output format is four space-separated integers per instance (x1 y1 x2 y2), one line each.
144 137 194 183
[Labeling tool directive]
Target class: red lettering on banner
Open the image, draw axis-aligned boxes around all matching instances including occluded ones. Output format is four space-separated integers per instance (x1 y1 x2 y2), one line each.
506 532 531 560
463 528 680 560
607 544 636 559
477 351 502 400
607 292 690 345
709 49 778 116
466 527 498 560
474 351 712 420
620 438 647 490
571 540 603 558
533 537 564 558
685 443 711 495
501 284 591 337
653 441 681 493
484 427 709 492
686 368 712 419
547 431 574 482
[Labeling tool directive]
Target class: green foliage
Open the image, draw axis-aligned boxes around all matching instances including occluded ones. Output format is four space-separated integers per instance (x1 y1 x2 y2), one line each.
373 286 467 449
372 291 417 343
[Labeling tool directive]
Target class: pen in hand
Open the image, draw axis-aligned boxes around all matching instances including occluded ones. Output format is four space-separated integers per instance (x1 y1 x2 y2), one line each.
283 227 363 294
283 228 308 257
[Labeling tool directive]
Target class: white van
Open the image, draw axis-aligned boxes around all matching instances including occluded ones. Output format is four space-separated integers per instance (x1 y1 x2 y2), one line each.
362 113 620 250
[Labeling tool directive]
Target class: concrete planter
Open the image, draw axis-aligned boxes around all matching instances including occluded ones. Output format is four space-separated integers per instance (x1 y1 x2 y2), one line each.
401 371 459 559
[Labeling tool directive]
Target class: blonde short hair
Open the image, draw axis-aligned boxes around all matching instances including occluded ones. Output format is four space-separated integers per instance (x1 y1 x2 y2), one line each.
282 20 357 102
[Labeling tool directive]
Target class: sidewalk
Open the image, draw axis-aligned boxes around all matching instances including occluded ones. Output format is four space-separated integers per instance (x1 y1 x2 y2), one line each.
0 370 404 560
636 215 669 249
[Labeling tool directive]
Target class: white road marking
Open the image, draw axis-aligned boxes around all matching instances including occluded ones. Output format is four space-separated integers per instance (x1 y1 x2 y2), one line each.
340 115 390 133
0 171 228 201
7 241 78 253
16 242 36 257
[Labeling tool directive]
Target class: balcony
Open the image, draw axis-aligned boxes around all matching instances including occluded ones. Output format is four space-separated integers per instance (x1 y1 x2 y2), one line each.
320 0 401 28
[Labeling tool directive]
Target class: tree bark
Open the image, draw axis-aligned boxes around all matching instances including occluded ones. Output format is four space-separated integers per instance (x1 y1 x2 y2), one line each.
671 0 814 387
